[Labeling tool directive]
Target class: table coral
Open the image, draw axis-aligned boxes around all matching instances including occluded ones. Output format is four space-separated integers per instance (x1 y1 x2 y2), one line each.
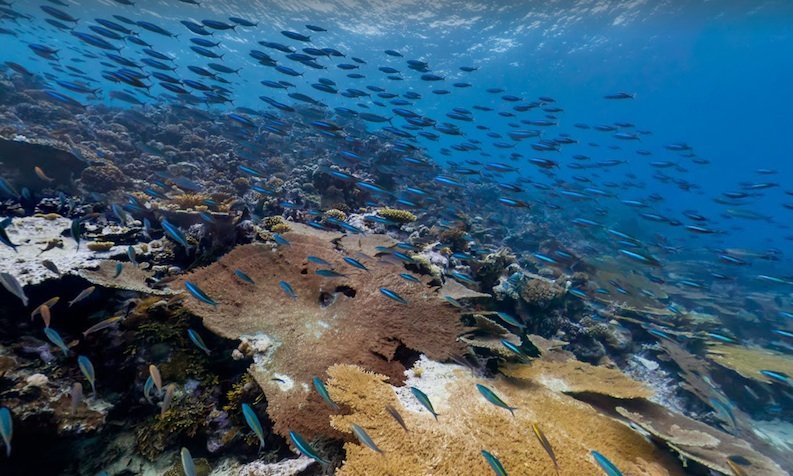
325 361 681 476
178 225 467 440
706 344 793 385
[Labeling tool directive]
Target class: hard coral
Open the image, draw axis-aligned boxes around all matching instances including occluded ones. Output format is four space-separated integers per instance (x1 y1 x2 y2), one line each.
168 193 210 210
179 224 467 440
377 208 417 223
519 276 563 308
326 361 681 476
80 163 127 193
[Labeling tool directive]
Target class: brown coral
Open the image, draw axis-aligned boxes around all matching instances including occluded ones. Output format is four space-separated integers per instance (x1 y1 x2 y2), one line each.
326 361 681 476
168 193 209 209
519 276 564 308
706 344 793 385
80 163 127 192
178 224 467 440
377 208 417 223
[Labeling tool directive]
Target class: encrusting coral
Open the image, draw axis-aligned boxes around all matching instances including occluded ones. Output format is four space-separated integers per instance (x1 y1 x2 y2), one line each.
377 207 417 223
325 360 682 476
178 224 467 440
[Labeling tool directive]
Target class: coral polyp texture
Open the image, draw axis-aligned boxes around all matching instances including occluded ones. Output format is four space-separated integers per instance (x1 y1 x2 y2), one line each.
178 225 467 439
325 360 681 476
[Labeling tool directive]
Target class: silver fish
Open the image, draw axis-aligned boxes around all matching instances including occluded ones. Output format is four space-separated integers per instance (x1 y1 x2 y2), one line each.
161 383 175 416
0 272 28 306
69 286 96 307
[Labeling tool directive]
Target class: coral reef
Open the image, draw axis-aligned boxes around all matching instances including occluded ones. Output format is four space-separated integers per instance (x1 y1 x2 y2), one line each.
79 163 128 193
179 224 467 440
325 359 682 476
706 344 793 385
377 208 417 223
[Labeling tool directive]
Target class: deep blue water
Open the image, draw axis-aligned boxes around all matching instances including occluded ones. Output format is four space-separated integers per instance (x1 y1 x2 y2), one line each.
3 0 793 258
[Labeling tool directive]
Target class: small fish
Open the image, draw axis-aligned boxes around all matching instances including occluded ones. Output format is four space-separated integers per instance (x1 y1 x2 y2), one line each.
39 239 62 255
495 312 524 329
127 246 138 267
350 423 383 453
187 329 211 355
44 327 70 356
233 269 256 285
143 375 155 404
149 364 163 394
113 262 124 278
181 447 196 476
0 272 28 306
476 384 516 416
242 403 266 451
31 297 59 321
70 382 83 415
69 286 96 307
42 260 60 275
532 423 559 473
343 256 369 271
185 281 218 306
501 340 529 361
83 316 122 337
379 287 407 304
289 431 329 465
760 370 789 384
279 280 297 299
444 295 463 308
0 224 18 252
273 233 290 246
78 355 96 396
481 450 508 476
34 166 55 182
307 255 331 266
315 269 347 278
410 387 438 420
312 377 339 411
0 407 12 457
385 404 409 432
161 219 191 252
161 383 175 416
399 273 421 283
39 304 52 327
592 450 623 476
70 218 81 250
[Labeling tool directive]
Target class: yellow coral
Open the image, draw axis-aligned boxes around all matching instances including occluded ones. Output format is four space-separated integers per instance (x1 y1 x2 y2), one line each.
324 208 348 221
378 208 417 223
271 223 291 234
169 193 209 209
706 344 793 385
326 362 679 476
263 215 285 230
87 241 115 251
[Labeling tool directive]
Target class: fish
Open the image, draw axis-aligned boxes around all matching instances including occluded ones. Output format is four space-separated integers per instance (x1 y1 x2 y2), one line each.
481 450 508 476
70 382 83 415
312 377 339 411
38 304 52 327
161 383 175 416
0 224 18 252
343 256 369 271
185 281 218 307
83 316 122 337
379 287 407 304
315 269 348 278
187 329 211 355
42 260 60 275
44 327 70 356
149 364 163 394
532 423 559 473
0 407 11 457
307 256 332 266
289 431 329 465
113 262 124 278
78 355 96 396
591 450 623 476
410 386 438 419
31 297 59 321
71 218 81 250
69 286 96 307
279 280 297 299
501 339 529 361
476 384 516 416
233 269 256 285
143 375 155 404
127 246 138 267
385 404 409 432
242 403 266 451
0 272 28 306
181 447 196 476
350 423 383 453
273 233 290 246
34 166 55 182
161 219 192 251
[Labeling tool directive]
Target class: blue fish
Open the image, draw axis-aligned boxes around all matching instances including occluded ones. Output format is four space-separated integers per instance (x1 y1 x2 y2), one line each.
343 256 369 271
185 281 218 307
0 407 11 457
760 370 789 384
410 386 438 419
279 280 297 299
289 431 329 465
307 256 332 266
234 269 256 285
379 287 407 304
181 448 196 476
78 355 96 396
161 219 191 252
187 329 211 355
350 423 383 454
481 450 508 476
312 376 339 411
476 384 516 416
316 269 347 278
399 273 421 283
44 327 70 356
242 403 266 451
591 450 623 476
500 339 529 361
273 233 290 246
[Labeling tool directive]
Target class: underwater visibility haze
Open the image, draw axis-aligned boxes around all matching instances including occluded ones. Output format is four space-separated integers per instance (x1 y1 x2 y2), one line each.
0 0 792 475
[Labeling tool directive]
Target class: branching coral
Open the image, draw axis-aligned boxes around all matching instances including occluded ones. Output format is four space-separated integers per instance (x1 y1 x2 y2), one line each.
325 361 681 476
178 224 467 440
